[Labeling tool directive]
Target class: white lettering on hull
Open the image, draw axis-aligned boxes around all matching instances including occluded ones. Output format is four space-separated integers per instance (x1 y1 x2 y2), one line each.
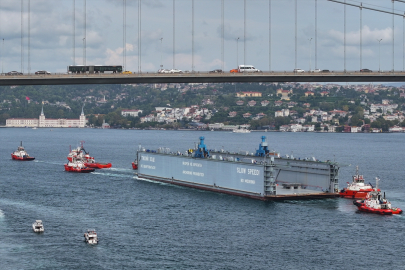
141 164 156 170
183 170 204 177
240 179 256 184
237 167 260 176
248 169 260 176
182 161 202 167
237 167 246 174
141 155 155 162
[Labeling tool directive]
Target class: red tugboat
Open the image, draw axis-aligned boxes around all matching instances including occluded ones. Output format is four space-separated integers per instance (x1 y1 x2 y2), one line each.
339 166 377 198
67 146 82 162
64 157 95 173
11 141 35 161
84 159 112 169
67 142 111 169
354 182 402 215
132 160 138 170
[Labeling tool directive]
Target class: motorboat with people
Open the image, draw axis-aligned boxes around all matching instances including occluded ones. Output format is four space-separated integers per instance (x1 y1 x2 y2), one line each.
132 159 138 170
32 220 44 232
339 166 377 198
64 157 95 173
353 185 402 215
84 229 98 244
11 141 35 161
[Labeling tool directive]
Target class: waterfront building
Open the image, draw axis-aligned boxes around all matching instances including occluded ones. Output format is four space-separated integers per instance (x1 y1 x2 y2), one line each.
6 107 87 128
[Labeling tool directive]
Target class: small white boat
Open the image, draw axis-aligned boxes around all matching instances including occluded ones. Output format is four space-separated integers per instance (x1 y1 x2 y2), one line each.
84 229 98 244
32 220 44 232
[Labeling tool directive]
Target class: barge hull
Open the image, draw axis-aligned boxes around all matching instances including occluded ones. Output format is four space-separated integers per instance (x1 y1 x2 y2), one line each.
138 173 338 201
137 151 339 201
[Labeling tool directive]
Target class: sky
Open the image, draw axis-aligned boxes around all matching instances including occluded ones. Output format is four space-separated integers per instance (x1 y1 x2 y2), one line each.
1 0 405 73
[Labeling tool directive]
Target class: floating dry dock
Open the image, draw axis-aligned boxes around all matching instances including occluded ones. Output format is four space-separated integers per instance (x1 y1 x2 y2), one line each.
137 136 340 201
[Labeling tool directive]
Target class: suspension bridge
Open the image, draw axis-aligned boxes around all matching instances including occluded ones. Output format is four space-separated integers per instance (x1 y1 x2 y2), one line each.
2 0 405 84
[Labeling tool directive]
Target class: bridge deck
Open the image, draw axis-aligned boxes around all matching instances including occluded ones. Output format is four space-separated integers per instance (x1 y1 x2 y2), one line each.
1 72 404 85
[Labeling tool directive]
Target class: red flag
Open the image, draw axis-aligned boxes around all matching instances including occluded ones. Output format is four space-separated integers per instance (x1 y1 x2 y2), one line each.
25 96 30 100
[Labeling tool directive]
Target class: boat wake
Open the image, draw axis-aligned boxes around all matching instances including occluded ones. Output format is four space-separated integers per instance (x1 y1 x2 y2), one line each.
34 160 63 166
133 175 165 185
107 167 133 172
91 171 133 178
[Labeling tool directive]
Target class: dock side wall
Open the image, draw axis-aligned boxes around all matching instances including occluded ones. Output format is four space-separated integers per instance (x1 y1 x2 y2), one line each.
138 152 265 195
272 159 333 193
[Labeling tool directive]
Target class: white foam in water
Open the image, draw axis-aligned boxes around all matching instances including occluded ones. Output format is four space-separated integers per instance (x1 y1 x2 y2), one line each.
34 160 62 166
108 167 133 172
133 175 162 184
91 171 133 178
0 209 4 218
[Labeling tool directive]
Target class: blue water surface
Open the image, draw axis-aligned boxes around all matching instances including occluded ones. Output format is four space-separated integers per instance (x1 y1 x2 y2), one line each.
0 128 404 269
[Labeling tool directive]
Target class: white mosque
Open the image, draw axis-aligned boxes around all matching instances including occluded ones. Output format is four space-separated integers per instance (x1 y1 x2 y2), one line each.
6 107 87 128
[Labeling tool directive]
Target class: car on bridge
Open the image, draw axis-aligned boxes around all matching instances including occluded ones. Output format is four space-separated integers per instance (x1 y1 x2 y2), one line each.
360 68 372 73
6 71 23 76
158 69 170 73
35 70 51 75
209 69 223 73
122 71 132 74
310 69 321 73
169 69 183 74
230 69 238 73
321 69 330 73
293 69 305 73
238 65 261 73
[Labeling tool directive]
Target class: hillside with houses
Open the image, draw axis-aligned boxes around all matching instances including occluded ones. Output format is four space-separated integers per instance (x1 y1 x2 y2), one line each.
1 82 405 132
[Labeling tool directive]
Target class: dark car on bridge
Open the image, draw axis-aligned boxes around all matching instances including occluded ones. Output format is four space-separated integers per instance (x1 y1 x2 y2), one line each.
360 68 372 73
209 69 223 73
321 69 330 73
6 71 23 76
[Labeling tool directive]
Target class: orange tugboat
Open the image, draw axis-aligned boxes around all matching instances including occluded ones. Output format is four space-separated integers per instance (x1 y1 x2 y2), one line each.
11 142 35 161
354 179 402 215
64 157 95 173
339 166 377 198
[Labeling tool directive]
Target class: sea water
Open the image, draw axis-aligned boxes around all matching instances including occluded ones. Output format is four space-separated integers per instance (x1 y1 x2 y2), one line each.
0 128 404 269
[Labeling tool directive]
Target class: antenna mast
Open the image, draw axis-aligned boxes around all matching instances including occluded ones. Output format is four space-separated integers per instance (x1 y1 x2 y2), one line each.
73 0 75 65
123 0 126 71
21 0 24 73
84 0 86 66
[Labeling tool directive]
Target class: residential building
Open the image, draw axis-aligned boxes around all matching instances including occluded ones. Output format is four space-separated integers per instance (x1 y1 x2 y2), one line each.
228 111 237 117
247 100 256 106
121 109 143 117
236 91 262 97
261 100 270 106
